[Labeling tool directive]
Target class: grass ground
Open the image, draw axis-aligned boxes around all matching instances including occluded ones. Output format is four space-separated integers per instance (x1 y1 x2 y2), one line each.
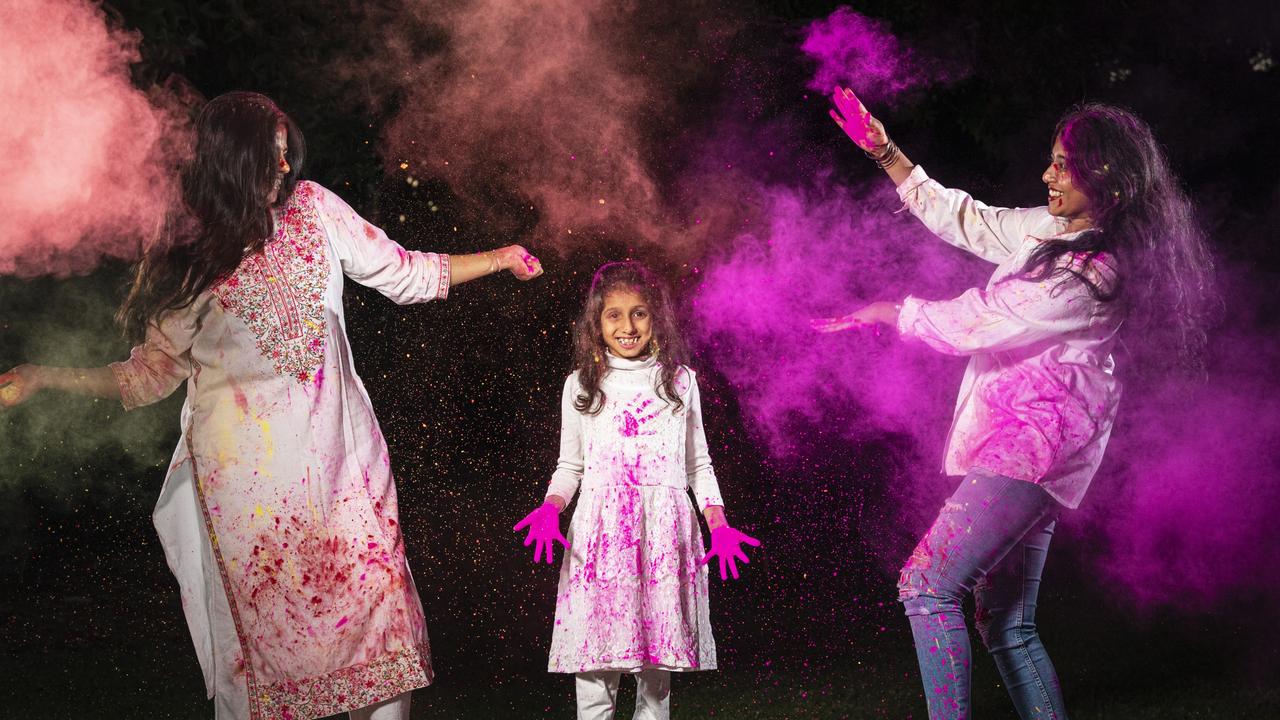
4 589 1275 719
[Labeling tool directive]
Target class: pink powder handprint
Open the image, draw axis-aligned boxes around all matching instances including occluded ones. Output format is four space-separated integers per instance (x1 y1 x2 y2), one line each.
617 396 662 437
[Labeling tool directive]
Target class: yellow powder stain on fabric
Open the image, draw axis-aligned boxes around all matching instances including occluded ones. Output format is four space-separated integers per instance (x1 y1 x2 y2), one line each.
282 553 302 586
209 398 241 469
255 418 274 460
304 467 323 524
207 389 275 470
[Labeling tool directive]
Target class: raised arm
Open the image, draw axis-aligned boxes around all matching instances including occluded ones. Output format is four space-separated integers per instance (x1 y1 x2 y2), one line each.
830 87 1052 264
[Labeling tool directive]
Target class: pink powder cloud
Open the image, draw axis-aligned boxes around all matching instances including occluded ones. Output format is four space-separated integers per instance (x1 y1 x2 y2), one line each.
375 0 686 257
0 0 189 277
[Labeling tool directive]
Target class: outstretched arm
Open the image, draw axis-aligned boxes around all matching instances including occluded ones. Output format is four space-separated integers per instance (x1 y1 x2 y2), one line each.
2 299 200 410
810 301 901 334
449 245 543 286
812 256 1116 354
316 183 543 304
0 364 120 406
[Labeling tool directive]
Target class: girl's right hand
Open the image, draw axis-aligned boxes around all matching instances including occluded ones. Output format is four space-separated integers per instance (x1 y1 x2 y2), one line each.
0 365 43 407
513 501 569 564
829 86 890 153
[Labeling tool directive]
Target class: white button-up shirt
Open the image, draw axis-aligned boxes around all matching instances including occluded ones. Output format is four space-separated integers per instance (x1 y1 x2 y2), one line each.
894 165 1123 508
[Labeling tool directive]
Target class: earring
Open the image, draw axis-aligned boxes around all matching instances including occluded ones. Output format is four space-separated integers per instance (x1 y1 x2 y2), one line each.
593 350 601 363
649 338 660 355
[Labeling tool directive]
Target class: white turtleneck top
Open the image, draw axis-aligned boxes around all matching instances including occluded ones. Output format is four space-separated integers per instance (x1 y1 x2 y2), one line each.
545 353 725 510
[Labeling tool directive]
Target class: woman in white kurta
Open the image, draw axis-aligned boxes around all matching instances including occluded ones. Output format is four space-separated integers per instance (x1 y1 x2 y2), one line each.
513 262 759 720
0 92 542 720
817 90 1215 719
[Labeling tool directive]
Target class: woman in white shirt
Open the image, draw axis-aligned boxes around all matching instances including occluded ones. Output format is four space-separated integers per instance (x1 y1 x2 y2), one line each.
815 88 1216 719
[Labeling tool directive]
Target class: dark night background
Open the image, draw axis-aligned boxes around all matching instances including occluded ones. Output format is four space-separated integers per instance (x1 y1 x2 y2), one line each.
2 1 1279 718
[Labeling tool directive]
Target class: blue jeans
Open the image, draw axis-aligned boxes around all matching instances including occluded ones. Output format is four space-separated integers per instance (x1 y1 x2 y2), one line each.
897 469 1067 720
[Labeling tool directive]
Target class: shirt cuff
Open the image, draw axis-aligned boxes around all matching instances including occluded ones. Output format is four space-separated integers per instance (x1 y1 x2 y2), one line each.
895 164 930 201
108 360 142 411
896 295 926 339
434 253 451 300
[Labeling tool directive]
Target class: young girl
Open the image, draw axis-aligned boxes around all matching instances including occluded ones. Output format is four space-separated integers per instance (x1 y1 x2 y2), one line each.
816 89 1216 719
513 261 759 720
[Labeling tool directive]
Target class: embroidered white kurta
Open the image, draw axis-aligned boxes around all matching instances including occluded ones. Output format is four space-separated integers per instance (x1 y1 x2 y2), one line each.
894 165 1123 508
110 181 448 719
545 355 724 673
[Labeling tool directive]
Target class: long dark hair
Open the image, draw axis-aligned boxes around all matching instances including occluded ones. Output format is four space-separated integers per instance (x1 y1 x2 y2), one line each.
572 262 690 415
1022 103 1218 368
117 92 306 343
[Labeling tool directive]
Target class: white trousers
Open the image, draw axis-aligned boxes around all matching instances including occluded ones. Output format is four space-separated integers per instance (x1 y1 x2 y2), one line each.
575 670 671 720
349 691 411 720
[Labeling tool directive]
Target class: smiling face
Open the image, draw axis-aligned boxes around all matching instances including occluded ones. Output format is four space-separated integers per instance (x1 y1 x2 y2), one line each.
266 124 290 204
600 287 653 358
1043 137 1094 232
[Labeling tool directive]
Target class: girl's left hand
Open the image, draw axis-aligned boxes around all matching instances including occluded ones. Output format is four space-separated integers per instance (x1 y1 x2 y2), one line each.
699 526 761 581
810 301 898 333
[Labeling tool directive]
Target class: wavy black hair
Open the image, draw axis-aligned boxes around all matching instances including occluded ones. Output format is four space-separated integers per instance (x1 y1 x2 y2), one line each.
118 91 306 343
1022 103 1218 369
572 262 689 415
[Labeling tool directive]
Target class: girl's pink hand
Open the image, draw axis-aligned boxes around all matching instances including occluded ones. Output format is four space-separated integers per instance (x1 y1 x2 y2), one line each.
829 86 889 153
699 526 761 581
513 501 568 564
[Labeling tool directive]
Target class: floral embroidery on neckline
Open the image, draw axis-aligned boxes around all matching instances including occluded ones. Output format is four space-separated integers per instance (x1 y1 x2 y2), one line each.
212 182 330 382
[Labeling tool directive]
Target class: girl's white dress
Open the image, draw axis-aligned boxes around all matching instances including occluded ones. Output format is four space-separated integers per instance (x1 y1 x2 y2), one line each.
544 354 724 673
110 181 447 719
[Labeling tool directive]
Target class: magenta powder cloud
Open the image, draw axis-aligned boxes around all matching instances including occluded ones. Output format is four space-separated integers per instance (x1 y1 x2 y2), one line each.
800 6 964 104
691 177 983 455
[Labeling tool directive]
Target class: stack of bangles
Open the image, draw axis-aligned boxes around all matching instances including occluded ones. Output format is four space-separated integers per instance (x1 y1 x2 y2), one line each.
864 139 901 169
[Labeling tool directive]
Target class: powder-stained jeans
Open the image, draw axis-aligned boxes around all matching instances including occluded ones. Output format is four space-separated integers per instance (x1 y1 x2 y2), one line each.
897 469 1067 720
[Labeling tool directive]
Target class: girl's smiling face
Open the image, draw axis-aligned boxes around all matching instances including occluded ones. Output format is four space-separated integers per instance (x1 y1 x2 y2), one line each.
600 288 653 358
